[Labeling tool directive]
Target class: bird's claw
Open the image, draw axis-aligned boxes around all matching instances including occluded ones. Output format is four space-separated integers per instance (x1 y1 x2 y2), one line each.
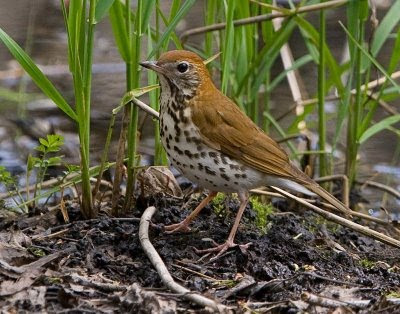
194 240 253 261
164 222 191 234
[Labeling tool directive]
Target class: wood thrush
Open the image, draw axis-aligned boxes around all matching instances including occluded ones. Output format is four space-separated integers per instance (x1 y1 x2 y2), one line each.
140 50 351 258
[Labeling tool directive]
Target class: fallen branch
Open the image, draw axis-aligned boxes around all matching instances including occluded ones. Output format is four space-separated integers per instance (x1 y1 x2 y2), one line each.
68 273 126 292
139 206 230 313
301 292 370 309
355 179 400 200
250 188 390 226
270 186 400 248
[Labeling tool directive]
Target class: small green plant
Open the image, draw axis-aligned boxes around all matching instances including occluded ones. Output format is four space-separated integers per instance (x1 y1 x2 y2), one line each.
386 290 400 298
30 134 64 206
0 165 27 212
359 259 376 269
250 196 274 233
211 192 227 216
0 166 14 187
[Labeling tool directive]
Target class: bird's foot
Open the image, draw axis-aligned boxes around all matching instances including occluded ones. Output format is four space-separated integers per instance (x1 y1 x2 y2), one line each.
164 221 191 234
195 240 252 261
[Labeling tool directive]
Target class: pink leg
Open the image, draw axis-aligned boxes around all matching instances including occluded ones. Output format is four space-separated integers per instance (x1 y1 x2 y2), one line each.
195 191 251 260
164 191 218 233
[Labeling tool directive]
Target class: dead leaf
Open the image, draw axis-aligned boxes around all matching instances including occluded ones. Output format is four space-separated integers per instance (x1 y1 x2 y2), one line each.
120 283 177 313
137 167 183 198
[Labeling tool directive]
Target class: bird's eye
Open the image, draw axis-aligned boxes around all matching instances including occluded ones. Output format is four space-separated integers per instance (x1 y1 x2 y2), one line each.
177 62 189 73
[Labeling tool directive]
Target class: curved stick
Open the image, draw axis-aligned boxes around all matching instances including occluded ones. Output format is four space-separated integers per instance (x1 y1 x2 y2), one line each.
270 186 400 248
139 206 230 313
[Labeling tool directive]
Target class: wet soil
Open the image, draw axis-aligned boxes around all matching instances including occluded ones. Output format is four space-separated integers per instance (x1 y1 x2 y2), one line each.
1 193 400 313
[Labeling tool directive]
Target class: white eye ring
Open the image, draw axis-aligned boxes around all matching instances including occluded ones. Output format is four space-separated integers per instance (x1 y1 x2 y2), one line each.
177 61 189 73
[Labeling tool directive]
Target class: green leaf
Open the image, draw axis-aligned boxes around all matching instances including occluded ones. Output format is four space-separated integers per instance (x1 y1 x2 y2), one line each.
359 115 400 144
109 1 130 61
95 0 115 23
0 27 77 121
371 0 400 57
27 154 35 172
340 21 400 94
47 156 63 166
148 0 196 58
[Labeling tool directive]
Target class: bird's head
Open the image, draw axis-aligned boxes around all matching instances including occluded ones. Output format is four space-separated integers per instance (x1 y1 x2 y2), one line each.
140 50 212 97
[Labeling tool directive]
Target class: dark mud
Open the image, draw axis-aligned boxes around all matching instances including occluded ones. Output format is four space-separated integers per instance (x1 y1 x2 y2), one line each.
1 194 400 313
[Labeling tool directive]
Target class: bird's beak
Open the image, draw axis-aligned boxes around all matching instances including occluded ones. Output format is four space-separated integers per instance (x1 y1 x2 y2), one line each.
139 61 164 74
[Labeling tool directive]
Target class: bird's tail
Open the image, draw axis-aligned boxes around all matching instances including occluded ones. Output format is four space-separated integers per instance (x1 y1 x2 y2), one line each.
303 181 350 214
287 163 351 214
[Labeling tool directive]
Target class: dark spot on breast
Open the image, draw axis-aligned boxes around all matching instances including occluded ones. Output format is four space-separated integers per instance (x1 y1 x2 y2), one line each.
174 136 180 143
234 181 239 185
193 153 200 159
197 145 203 151
168 134 172 140
229 164 240 171
190 165 194 169
221 156 228 165
184 150 193 158
213 159 219 165
192 137 202 145
184 130 190 136
200 152 206 158
221 173 230 181
205 166 216 176
198 163 204 171
194 175 200 180
174 125 181 137
219 168 226 173
208 152 217 158
173 145 183 155
234 174 241 178
242 174 247 178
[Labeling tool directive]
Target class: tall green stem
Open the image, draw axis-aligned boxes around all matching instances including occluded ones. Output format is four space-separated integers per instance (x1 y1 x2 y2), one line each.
318 1 327 179
124 0 142 212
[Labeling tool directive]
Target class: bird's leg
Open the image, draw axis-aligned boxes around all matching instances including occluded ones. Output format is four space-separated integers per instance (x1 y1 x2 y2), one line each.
195 191 251 260
164 191 218 234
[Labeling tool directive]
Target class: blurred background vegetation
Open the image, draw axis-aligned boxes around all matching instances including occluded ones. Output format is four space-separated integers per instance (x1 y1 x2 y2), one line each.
0 0 399 218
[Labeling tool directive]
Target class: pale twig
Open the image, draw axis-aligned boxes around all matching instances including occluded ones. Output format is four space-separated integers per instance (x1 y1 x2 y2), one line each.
139 206 230 313
315 174 349 207
301 292 370 309
132 98 160 119
180 0 348 42
355 179 400 200
68 273 126 292
269 186 400 248
250 188 389 225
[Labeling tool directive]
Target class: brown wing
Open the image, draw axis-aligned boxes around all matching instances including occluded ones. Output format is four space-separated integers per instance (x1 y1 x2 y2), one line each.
191 87 302 181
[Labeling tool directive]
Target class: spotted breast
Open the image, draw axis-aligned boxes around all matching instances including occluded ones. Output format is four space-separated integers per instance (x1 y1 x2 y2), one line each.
159 75 269 193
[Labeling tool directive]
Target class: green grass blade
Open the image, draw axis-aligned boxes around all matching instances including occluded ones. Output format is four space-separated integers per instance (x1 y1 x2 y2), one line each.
156 7 183 50
148 0 195 58
221 0 236 94
0 27 76 121
109 1 130 61
95 0 115 23
340 21 400 94
268 54 313 92
359 115 400 144
370 0 400 57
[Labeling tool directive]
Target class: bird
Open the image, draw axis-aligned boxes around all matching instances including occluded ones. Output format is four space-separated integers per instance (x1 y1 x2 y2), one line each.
140 50 351 258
